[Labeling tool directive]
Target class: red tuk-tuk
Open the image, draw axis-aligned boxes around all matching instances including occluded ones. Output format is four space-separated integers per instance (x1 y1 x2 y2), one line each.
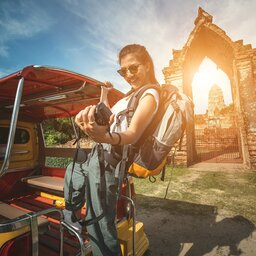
0 65 149 255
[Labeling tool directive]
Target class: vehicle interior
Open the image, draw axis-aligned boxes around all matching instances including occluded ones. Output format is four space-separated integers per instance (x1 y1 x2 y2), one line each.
0 66 149 256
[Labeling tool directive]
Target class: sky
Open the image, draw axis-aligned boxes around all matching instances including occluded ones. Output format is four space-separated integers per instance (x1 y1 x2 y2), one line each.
0 0 255 114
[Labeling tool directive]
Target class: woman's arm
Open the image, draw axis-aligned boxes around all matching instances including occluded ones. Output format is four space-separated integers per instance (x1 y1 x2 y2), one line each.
75 93 157 145
113 93 157 144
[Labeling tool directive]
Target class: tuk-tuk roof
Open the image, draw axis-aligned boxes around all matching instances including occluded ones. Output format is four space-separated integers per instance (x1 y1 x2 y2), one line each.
0 65 124 121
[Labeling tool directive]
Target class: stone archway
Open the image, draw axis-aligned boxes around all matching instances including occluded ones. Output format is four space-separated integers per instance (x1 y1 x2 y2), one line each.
163 7 256 169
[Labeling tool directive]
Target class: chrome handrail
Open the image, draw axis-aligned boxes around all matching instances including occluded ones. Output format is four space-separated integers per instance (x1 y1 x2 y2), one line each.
61 221 91 256
121 195 136 256
0 207 64 256
0 77 24 178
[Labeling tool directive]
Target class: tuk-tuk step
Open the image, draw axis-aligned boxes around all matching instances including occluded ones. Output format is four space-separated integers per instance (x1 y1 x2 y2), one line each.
0 202 49 232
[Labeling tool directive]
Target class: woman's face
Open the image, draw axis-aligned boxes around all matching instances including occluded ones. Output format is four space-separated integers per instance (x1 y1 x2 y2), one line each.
119 53 150 89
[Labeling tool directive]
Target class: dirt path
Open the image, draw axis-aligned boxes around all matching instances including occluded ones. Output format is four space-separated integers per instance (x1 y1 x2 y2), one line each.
137 205 256 256
136 163 256 256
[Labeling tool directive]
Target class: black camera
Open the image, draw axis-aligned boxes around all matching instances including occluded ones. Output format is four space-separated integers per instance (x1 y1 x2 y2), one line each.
94 102 112 126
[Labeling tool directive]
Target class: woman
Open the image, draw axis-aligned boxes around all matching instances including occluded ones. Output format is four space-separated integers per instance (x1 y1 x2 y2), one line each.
63 44 159 256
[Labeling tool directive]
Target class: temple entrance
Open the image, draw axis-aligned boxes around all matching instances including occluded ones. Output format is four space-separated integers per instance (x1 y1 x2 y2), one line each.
163 8 256 168
192 58 243 163
163 7 256 168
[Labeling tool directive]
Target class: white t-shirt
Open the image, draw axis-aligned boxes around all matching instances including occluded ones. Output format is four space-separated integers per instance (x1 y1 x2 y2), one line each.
110 88 159 133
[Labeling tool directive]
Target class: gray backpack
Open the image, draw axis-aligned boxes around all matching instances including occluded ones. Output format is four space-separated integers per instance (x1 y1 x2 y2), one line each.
123 84 194 178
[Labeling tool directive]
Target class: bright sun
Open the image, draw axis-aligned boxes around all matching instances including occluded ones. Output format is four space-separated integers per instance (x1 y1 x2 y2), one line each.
192 57 233 114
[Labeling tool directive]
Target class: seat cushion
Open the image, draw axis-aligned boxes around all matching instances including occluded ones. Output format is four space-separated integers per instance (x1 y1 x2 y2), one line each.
25 176 64 192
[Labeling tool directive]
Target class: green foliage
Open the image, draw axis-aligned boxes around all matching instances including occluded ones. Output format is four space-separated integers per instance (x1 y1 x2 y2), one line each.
45 157 72 168
43 118 75 146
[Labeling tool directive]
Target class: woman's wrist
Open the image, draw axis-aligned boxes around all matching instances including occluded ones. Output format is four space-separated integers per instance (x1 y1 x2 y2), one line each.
106 132 122 145
103 130 122 145
112 132 122 145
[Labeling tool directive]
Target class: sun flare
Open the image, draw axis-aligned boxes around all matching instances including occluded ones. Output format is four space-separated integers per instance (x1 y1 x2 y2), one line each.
192 57 233 114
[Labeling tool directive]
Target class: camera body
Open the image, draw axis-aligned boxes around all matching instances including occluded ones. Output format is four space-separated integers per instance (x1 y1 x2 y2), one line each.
94 102 112 126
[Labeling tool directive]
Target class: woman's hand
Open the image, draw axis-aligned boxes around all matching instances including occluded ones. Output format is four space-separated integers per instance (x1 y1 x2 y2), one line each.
75 105 114 143
103 81 113 89
100 81 113 107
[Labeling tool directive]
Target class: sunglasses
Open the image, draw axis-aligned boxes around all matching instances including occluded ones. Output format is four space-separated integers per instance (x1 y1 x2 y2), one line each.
117 64 141 77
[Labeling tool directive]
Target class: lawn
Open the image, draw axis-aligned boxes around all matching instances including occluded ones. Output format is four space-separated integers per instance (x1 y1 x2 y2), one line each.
133 165 256 224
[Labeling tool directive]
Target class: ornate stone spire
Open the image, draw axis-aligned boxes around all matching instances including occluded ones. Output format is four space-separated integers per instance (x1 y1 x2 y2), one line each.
208 84 226 116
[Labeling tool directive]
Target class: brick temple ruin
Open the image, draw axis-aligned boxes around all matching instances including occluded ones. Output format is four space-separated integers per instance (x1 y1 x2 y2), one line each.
163 7 256 169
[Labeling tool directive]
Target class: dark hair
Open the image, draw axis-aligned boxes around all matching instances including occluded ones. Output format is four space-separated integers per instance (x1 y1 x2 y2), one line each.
118 44 158 84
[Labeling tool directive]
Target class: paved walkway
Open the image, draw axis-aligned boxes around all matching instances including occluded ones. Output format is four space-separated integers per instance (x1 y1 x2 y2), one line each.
188 162 251 172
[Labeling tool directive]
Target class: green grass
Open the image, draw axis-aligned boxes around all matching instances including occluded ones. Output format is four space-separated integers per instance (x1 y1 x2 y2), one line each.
134 165 256 223
133 166 188 196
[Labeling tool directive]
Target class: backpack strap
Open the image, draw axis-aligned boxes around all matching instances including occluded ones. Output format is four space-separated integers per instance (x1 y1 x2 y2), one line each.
114 84 159 130
126 84 160 126
134 84 178 148
114 84 159 197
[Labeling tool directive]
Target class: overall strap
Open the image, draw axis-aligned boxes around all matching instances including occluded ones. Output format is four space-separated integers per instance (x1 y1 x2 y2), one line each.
83 144 106 227
84 184 112 256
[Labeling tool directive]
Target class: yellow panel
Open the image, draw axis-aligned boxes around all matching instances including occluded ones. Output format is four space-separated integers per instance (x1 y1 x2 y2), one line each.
117 220 149 256
0 120 39 170
40 192 86 209
0 226 30 247
128 159 166 178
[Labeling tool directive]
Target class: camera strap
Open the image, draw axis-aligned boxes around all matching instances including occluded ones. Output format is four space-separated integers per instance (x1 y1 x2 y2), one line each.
68 130 82 211
67 129 88 214
97 143 107 212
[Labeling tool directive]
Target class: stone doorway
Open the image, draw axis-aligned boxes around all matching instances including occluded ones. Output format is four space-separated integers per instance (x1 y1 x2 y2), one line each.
195 127 242 163
163 7 256 169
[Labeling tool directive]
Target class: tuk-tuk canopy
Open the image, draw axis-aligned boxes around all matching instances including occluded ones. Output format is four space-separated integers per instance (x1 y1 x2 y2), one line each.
0 65 123 121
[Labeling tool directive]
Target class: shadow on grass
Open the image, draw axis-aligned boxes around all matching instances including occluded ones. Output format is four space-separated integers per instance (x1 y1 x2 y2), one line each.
136 194 256 256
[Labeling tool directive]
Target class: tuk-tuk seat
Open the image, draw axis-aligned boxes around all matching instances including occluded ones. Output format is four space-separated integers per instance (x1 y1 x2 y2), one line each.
0 202 49 228
22 175 64 196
